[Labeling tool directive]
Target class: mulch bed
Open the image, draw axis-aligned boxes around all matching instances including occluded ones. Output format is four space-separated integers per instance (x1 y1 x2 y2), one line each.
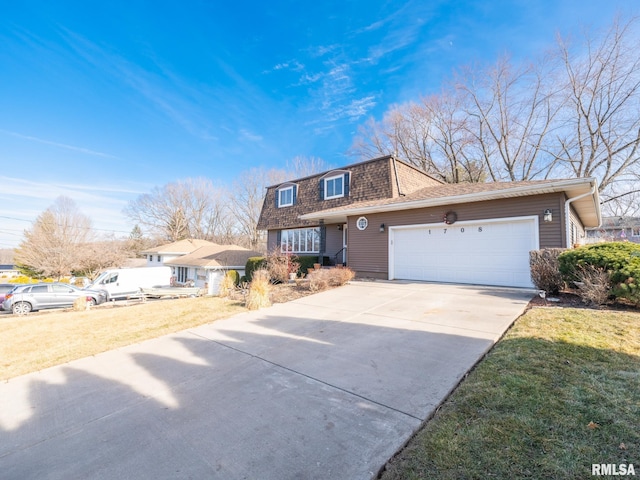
228 280 315 305
528 290 638 312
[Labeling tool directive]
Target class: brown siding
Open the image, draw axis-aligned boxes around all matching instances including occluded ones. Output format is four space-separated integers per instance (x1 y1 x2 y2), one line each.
347 192 567 277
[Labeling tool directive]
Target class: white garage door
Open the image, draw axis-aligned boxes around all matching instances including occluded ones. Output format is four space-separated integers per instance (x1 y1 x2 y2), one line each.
390 216 538 288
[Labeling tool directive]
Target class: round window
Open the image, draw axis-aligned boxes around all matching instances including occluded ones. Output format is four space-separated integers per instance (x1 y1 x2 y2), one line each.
356 216 368 231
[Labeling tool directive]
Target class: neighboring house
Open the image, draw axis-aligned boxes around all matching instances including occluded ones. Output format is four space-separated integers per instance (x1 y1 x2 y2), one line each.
163 244 262 295
142 239 217 267
257 155 602 288
586 216 640 244
0 264 19 279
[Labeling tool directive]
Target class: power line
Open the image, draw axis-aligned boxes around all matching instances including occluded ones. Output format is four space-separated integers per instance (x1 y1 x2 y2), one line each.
0 215 132 234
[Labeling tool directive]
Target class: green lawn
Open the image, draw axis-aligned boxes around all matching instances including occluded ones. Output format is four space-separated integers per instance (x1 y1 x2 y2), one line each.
380 307 640 480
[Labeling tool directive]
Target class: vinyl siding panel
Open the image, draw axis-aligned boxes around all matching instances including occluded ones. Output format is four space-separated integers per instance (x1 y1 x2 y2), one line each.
348 192 566 277
569 205 585 246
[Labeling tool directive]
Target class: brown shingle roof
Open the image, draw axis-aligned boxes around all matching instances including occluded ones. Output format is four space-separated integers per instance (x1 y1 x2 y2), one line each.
299 177 602 228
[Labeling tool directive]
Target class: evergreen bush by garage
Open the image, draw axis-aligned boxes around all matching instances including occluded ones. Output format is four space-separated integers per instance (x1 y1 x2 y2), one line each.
245 257 266 282
558 242 640 304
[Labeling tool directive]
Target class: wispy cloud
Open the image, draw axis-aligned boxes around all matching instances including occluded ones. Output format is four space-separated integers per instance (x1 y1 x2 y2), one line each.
239 129 263 143
0 129 118 159
56 28 218 142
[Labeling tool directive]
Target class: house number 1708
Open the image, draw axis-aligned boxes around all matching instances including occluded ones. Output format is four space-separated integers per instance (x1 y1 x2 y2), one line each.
426 227 483 234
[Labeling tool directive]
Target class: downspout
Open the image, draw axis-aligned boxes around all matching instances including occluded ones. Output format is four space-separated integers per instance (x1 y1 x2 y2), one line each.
564 183 597 248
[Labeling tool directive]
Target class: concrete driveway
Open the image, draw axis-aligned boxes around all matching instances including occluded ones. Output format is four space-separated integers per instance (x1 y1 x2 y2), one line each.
0 280 534 480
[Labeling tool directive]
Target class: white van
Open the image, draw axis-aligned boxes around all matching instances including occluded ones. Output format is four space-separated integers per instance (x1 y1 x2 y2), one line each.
89 267 172 300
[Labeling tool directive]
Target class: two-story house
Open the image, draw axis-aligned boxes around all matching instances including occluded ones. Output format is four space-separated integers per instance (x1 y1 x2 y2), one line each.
257 155 602 288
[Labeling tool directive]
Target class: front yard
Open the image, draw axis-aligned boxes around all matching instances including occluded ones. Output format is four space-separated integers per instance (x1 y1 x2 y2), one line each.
0 296 247 381
2 282 638 478
380 305 640 479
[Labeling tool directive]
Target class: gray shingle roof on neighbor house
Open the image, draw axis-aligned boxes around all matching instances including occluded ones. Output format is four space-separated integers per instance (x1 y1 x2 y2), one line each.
163 244 262 269
142 239 216 255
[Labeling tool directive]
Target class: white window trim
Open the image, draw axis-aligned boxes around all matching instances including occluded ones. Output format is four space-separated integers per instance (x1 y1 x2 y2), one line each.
278 186 294 207
324 174 345 200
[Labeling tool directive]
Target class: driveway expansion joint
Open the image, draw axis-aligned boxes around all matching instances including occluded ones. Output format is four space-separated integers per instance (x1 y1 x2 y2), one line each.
187 329 424 422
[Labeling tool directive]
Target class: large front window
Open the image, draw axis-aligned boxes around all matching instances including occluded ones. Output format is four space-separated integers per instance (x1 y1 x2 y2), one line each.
324 174 344 199
281 227 320 253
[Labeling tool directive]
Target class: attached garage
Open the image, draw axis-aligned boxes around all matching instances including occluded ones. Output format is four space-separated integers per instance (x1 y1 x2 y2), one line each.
389 216 538 288
298 175 602 290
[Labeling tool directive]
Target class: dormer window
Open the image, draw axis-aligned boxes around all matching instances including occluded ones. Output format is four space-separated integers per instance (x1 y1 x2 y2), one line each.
275 184 297 208
320 171 350 200
325 174 344 199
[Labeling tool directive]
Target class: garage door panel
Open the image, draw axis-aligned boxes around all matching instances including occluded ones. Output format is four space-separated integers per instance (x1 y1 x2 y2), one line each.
391 218 536 288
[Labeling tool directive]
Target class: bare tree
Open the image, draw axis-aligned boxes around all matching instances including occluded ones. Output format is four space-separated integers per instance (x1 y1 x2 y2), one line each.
76 238 133 279
286 156 331 178
15 196 94 279
230 167 288 250
553 16 640 196
0 249 14 265
352 16 640 200
456 54 562 181
124 178 229 241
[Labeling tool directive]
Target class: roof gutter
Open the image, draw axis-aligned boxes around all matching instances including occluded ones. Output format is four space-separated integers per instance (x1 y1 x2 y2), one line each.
300 177 598 221
564 180 599 247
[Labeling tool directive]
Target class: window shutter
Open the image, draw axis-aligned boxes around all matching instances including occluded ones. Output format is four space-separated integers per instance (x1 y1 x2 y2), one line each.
344 172 350 196
274 190 279 208
292 185 297 205
319 179 325 200
276 230 282 247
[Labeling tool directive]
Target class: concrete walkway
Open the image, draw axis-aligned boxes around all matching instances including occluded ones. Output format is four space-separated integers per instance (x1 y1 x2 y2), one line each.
0 281 534 480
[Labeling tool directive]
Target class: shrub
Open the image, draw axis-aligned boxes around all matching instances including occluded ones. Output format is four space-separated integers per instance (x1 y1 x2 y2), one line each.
245 257 266 283
72 296 89 311
245 269 271 310
575 265 611 306
559 242 640 305
10 276 35 284
226 270 240 286
529 248 565 294
217 271 237 298
265 250 300 283
307 267 355 292
297 256 318 275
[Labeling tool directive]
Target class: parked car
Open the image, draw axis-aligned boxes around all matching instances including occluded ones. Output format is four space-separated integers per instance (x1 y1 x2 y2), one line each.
1 282 107 315
0 283 14 304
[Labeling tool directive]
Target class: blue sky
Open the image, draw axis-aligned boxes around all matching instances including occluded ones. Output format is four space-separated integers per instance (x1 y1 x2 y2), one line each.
0 0 635 248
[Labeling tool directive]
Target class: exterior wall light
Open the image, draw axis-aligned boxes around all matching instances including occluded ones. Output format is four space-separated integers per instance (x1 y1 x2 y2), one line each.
543 209 553 222
379 223 385 232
